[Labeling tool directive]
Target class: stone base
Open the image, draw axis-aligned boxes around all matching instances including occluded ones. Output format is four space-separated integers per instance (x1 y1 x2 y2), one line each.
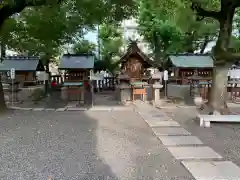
197 114 240 128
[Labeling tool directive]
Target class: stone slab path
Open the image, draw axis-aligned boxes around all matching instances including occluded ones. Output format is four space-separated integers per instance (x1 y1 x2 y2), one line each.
158 136 203 146
182 161 240 180
134 102 240 180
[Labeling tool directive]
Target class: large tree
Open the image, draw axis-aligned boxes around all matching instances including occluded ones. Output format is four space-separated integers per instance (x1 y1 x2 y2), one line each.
96 23 123 74
0 0 136 110
191 0 240 114
137 0 218 63
72 40 96 54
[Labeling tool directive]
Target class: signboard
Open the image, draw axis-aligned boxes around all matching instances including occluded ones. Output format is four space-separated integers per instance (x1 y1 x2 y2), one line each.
10 68 15 79
163 70 168 81
89 70 94 80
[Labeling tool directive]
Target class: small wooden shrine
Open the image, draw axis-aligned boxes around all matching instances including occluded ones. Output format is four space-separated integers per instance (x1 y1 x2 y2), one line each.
0 56 45 87
119 41 159 81
117 41 160 102
166 54 214 84
58 53 94 103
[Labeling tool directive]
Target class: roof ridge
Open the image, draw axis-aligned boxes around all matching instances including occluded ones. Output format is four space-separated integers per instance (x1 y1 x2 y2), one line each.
169 53 212 56
4 56 40 60
63 53 95 57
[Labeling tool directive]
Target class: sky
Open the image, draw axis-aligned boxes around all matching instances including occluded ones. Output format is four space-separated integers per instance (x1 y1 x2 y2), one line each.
83 29 215 53
6 29 215 55
84 31 98 43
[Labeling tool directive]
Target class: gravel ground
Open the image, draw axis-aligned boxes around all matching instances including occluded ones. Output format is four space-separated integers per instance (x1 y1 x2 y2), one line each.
161 106 240 167
0 110 193 180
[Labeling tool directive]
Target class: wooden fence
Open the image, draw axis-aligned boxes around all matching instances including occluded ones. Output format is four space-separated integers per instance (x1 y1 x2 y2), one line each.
191 81 240 103
175 77 240 103
50 75 117 91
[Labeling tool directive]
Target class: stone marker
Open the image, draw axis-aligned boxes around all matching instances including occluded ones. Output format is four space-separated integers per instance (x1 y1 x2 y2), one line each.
158 136 203 146
182 161 240 180
167 146 222 160
152 127 191 136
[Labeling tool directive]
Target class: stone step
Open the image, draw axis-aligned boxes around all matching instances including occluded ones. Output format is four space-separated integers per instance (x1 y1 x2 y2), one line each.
182 161 240 180
158 136 203 146
145 120 180 127
167 146 222 160
152 127 191 136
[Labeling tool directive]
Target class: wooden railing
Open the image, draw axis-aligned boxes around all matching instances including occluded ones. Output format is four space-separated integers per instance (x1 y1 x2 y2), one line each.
193 81 240 103
50 75 117 91
50 75 64 85
93 77 116 91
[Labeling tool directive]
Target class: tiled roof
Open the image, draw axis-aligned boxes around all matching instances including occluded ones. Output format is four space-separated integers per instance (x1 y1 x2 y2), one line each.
59 54 94 69
0 56 44 71
169 54 214 68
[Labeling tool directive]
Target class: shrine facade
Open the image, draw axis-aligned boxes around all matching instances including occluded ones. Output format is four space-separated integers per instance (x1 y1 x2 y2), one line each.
166 54 214 84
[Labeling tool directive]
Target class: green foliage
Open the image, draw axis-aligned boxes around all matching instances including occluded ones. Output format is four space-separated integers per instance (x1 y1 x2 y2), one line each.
97 23 123 73
137 0 218 60
0 0 137 109
72 40 96 54
0 4 77 65
0 0 136 66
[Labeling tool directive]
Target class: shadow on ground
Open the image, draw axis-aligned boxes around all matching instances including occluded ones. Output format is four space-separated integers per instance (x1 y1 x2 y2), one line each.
0 107 194 180
0 110 118 179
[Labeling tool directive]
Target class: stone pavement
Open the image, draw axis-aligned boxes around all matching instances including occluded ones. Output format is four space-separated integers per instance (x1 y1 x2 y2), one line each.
8 101 134 112
135 102 240 180
0 108 192 179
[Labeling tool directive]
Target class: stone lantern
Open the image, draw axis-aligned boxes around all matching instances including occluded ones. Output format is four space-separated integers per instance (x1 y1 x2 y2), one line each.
151 70 163 106
188 71 204 108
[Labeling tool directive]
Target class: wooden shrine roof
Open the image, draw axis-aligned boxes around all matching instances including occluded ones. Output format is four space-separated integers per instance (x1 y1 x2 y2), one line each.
0 56 44 72
119 41 160 68
168 54 214 68
59 53 94 70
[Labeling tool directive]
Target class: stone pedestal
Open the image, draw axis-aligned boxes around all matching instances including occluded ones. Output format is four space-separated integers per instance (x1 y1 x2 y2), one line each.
152 83 163 106
117 83 132 103
61 87 84 103
61 87 68 100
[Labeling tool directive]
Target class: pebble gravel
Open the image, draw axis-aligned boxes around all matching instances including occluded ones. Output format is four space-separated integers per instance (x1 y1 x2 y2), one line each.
0 110 193 180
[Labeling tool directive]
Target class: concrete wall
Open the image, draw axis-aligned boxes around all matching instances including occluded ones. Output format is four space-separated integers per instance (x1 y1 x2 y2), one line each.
167 84 190 99
4 86 44 102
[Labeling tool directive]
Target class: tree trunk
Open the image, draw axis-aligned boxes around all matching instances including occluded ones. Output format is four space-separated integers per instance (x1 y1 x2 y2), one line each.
1 43 6 58
0 75 7 111
153 31 161 61
0 42 6 111
208 7 235 114
209 67 229 114
200 36 209 54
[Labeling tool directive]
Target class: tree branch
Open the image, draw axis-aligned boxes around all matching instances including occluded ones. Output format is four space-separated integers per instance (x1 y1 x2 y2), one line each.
215 50 240 62
191 2 221 21
0 0 63 29
233 0 240 8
